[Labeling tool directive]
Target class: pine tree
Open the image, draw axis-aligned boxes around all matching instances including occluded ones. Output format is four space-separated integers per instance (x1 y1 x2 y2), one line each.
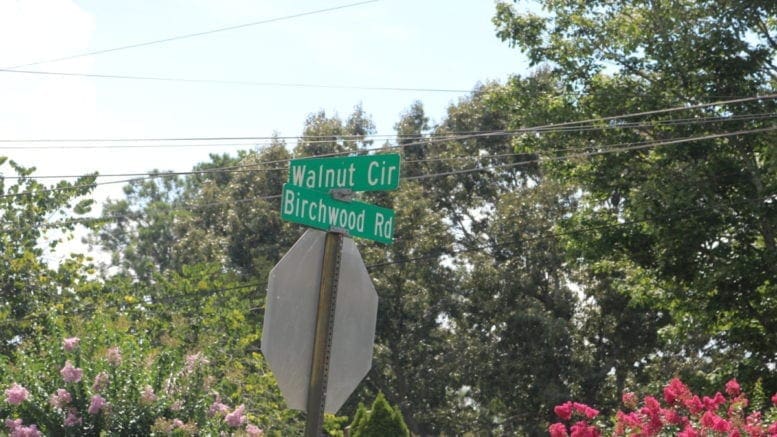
351 393 409 437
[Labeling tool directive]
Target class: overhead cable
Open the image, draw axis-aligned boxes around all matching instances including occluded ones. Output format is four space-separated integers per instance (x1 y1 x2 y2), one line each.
0 68 470 94
2 0 380 70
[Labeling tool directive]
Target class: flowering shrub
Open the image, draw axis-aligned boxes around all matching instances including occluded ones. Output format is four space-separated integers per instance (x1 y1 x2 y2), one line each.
549 378 777 436
1 336 264 436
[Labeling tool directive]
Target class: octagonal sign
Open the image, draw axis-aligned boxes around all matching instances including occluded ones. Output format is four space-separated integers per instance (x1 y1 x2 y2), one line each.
261 229 379 413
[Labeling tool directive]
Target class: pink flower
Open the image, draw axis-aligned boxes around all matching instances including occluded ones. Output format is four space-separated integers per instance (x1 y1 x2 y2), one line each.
60 361 83 383
92 372 109 393
88 394 107 415
173 419 185 428
5 418 22 430
702 392 725 411
569 421 600 437
725 379 741 397
49 389 72 409
572 402 599 419
106 347 122 366
678 425 700 437
209 401 230 416
554 402 573 420
62 337 80 351
225 404 246 427
643 396 661 411
622 392 638 409
140 385 157 405
4 383 30 405
549 422 568 437
771 392 777 406
9 424 41 437
246 424 264 436
683 395 704 414
185 352 210 372
64 410 82 427
661 407 686 426
664 378 691 404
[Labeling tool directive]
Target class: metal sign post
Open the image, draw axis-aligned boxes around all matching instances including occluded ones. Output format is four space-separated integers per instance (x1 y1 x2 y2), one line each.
304 231 343 437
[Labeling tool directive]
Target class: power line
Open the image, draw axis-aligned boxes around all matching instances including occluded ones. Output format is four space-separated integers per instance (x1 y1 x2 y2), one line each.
0 68 471 94
365 193 777 270
1 112 775 150
2 124 775 200
2 0 380 70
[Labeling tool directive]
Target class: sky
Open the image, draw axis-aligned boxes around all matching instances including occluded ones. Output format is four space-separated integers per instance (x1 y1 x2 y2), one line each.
0 0 528 261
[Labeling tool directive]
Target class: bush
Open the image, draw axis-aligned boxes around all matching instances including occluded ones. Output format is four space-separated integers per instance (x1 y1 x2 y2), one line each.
349 393 409 437
548 378 777 436
1 334 264 436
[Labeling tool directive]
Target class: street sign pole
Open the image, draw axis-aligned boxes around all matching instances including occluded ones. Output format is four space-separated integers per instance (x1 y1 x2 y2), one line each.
304 231 343 437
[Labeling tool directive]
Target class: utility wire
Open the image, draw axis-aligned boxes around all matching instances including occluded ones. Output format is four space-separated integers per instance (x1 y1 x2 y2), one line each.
2 0 380 70
2 111 775 150
2 124 776 201
365 192 777 270
20 126 777 232
1 93 775 144
0 68 469 93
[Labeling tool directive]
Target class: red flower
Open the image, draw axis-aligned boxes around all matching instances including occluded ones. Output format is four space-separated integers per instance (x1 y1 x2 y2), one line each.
549 422 568 437
622 392 638 410
664 378 691 404
771 392 777 406
683 395 704 414
678 425 700 437
572 402 599 419
725 379 741 397
554 402 573 421
570 421 600 437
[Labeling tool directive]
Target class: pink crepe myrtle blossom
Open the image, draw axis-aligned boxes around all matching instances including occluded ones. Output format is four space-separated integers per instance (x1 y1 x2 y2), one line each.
48 389 72 409
225 404 246 427
678 425 700 437
106 346 122 366
92 372 109 393
621 392 638 410
5 418 22 430
9 424 41 437
549 422 568 437
725 378 741 397
62 337 80 351
4 383 29 405
140 385 157 405
88 394 107 415
64 410 82 427
184 352 210 372
246 424 264 436
569 420 600 437
60 361 83 383
554 402 573 420
572 402 599 419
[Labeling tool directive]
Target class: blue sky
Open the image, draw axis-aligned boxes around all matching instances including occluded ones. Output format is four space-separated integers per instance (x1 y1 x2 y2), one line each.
1 1 527 179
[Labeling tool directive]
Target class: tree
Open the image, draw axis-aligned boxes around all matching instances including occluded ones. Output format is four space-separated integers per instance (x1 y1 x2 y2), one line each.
493 0 777 395
0 157 96 356
349 393 409 437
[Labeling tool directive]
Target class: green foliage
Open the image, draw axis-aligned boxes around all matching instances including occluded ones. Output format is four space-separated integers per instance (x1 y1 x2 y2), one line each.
349 393 409 437
492 0 777 405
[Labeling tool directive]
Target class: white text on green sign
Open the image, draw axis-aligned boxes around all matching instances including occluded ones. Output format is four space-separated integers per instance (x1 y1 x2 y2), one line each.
288 154 401 192
281 184 394 244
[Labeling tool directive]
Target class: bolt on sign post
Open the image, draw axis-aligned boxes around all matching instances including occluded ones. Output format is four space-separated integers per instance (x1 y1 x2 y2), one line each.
262 153 400 437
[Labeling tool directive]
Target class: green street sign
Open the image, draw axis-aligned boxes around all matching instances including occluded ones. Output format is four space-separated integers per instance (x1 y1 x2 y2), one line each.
288 154 401 192
281 184 395 244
